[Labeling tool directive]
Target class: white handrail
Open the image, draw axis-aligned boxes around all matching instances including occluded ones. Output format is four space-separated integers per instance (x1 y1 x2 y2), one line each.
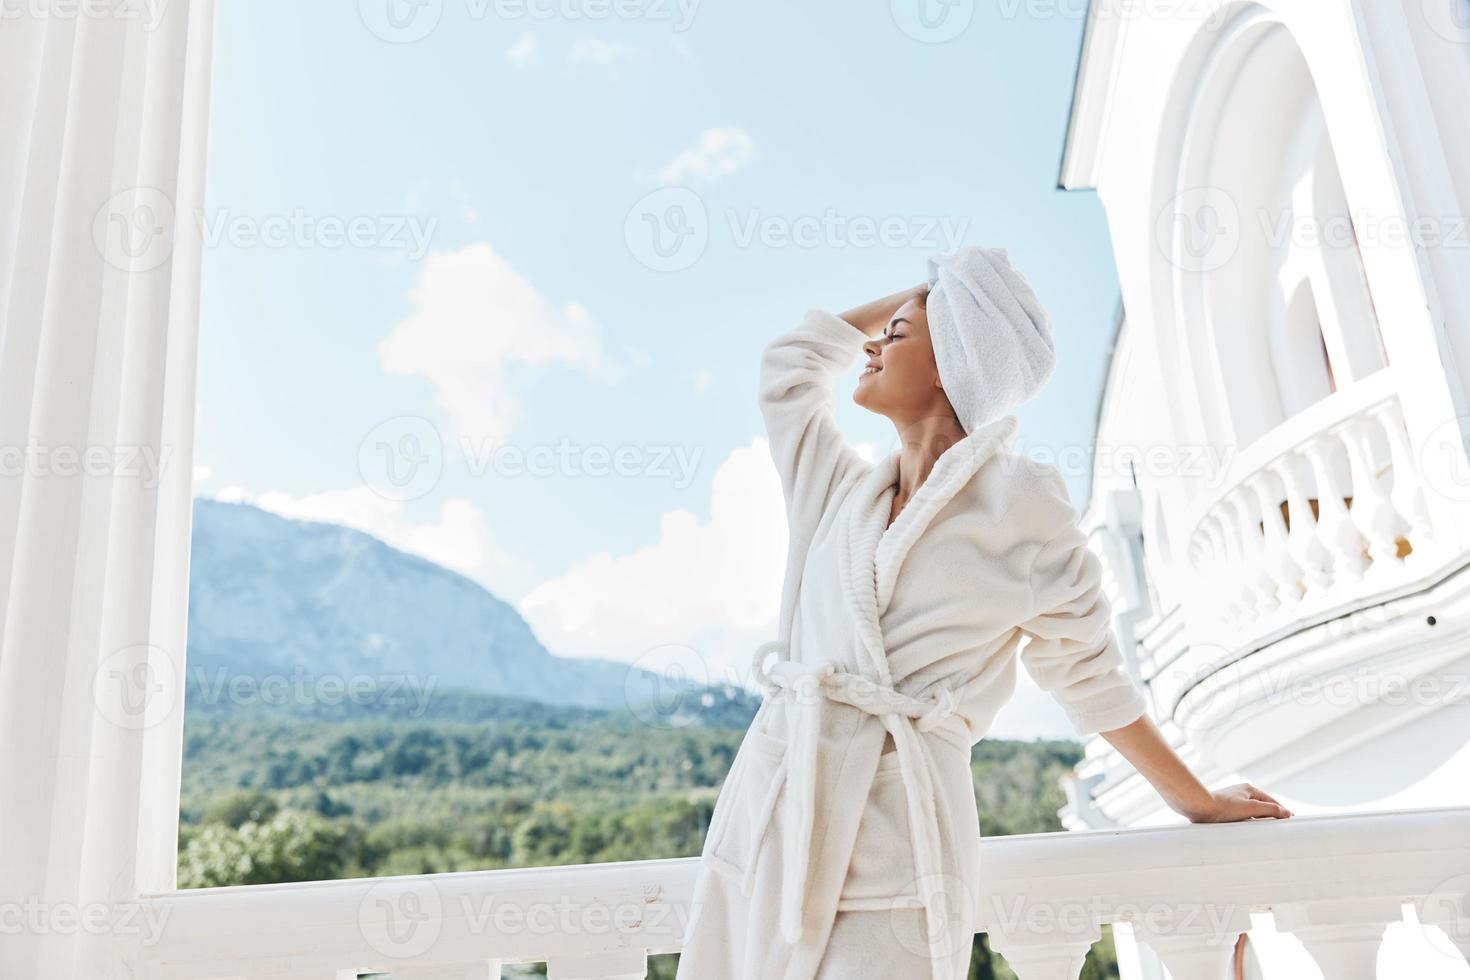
127 806 1470 979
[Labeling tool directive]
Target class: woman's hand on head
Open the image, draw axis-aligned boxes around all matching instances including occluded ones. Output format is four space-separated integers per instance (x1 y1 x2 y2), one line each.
1182 782 1294 823
840 284 931 337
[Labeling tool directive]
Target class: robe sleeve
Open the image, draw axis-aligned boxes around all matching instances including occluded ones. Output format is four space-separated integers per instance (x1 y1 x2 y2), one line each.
758 309 870 545
1018 466 1149 736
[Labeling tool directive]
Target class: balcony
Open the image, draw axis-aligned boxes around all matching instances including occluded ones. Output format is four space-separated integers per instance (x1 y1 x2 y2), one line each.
1145 369 1470 771
127 807 1470 979
1181 367 1458 651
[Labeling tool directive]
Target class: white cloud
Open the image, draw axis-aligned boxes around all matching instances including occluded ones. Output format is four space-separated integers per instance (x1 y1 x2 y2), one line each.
671 38 699 66
235 485 513 587
693 369 713 393
656 126 754 184
518 439 786 686
376 243 618 445
570 38 634 66
193 463 214 484
507 31 539 67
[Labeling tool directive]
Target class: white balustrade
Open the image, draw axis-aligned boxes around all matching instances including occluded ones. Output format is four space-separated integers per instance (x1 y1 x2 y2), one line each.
1182 373 1446 650
126 808 1470 980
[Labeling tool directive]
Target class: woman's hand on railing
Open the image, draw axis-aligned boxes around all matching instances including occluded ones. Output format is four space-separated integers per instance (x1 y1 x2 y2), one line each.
1182 782 1294 823
1098 713 1295 823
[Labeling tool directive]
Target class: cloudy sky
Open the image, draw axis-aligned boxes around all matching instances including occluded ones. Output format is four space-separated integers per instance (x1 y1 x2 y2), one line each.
194 0 1123 738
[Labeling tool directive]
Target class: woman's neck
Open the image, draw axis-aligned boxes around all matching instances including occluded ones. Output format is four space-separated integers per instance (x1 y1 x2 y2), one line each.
890 413 967 509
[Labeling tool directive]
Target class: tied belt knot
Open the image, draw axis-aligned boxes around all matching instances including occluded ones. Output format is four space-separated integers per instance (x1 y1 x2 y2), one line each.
748 640 967 969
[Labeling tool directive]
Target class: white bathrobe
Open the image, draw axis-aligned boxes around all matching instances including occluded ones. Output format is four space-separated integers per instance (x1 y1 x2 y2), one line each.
674 309 1148 980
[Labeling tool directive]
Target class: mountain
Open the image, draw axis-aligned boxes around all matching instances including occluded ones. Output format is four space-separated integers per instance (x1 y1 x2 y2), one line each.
186 499 733 715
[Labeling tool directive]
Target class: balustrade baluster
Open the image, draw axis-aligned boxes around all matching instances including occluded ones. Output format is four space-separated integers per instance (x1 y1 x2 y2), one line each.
1247 470 1303 607
1302 433 1368 584
1371 400 1435 560
1416 881 1470 965
1190 522 1229 626
1336 415 1408 573
1228 490 1277 617
1215 503 1255 623
1274 900 1398 980
987 933 1095 980
1273 453 1333 596
1132 904 1249 980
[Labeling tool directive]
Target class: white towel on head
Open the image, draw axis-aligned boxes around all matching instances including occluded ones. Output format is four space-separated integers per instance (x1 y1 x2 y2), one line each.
925 245 1056 434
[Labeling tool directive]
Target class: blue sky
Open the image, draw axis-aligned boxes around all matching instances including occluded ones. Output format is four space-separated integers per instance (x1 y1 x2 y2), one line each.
195 0 1123 738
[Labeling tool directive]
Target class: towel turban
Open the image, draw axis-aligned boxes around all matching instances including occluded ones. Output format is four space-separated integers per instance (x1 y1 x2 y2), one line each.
925 245 1057 434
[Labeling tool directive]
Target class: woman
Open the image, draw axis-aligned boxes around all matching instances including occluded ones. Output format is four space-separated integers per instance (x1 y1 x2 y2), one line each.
674 246 1291 980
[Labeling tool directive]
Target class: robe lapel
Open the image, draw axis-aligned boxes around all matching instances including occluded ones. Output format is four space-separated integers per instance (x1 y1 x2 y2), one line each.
838 415 1022 684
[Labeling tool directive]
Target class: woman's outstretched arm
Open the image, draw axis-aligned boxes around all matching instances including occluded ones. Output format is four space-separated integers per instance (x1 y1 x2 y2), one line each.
1017 463 1292 825
1099 713 1294 822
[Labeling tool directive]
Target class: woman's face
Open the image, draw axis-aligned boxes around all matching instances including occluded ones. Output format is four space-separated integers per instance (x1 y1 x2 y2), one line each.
852 292 953 426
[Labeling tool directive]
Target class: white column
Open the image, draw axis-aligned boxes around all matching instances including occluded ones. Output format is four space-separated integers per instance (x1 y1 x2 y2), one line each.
0 2 216 979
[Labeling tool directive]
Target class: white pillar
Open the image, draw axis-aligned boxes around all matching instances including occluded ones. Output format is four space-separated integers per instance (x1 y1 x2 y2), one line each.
0 1 216 979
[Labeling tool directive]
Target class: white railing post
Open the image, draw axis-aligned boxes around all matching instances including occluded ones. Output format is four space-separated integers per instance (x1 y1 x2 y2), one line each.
1273 899 1399 980
1274 454 1333 596
1415 875 1470 966
1248 469 1304 607
1131 903 1249 980
1337 415 1408 574
1371 400 1436 563
986 933 1094 980
1302 431 1368 584
1228 487 1278 617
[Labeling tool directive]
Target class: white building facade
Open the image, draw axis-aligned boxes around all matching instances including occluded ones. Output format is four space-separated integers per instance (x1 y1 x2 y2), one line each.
1059 1 1470 977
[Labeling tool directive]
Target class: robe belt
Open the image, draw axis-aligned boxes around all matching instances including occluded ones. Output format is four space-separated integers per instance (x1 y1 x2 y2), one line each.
749 640 963 973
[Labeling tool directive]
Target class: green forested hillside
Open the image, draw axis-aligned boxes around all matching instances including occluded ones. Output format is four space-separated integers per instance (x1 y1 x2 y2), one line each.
178 688 1117 978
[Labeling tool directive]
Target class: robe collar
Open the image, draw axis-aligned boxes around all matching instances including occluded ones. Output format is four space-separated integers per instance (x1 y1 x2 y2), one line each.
836 413 1021 683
